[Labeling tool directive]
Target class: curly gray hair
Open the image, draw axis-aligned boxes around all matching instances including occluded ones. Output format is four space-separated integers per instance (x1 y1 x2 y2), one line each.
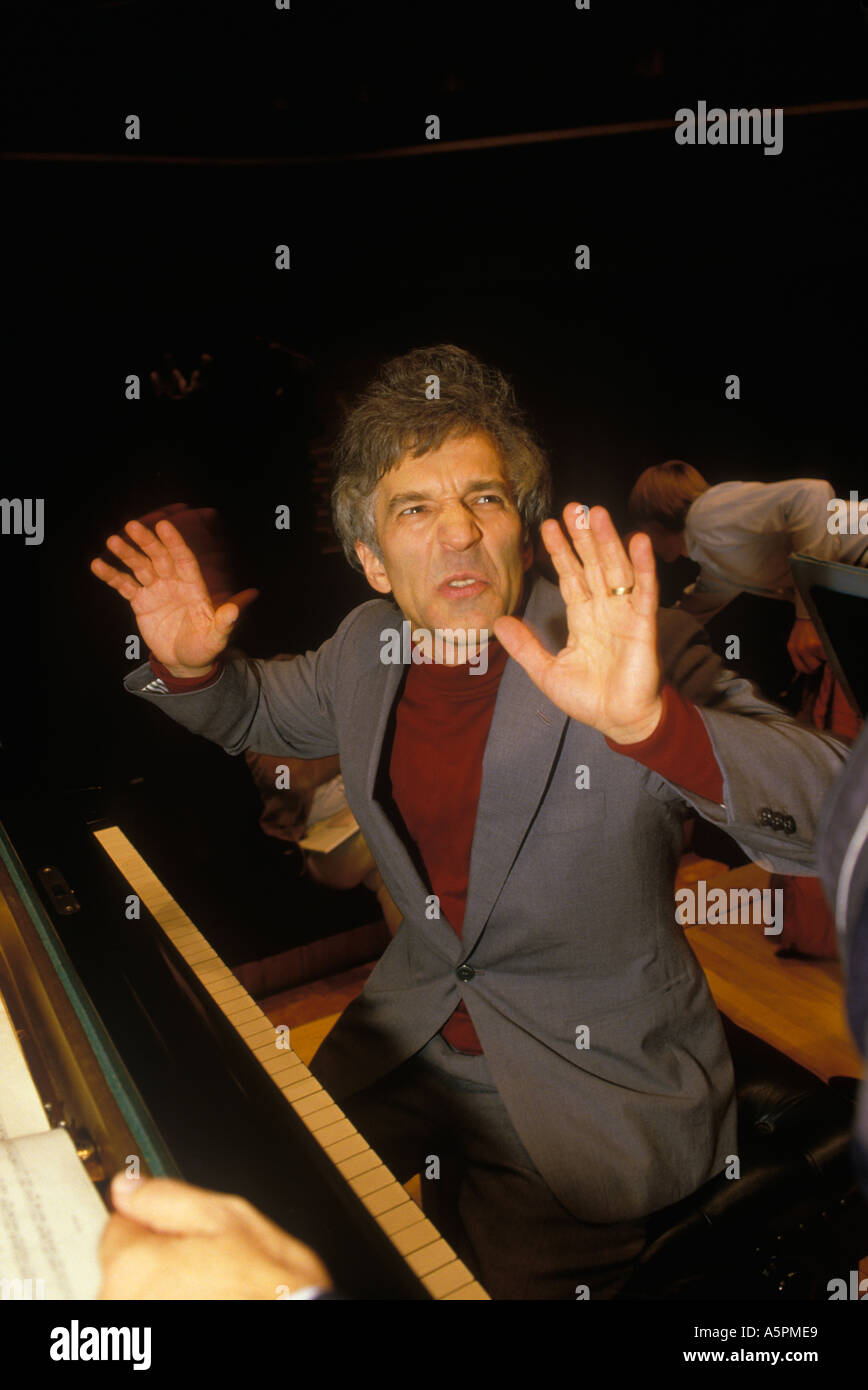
331 344 552 569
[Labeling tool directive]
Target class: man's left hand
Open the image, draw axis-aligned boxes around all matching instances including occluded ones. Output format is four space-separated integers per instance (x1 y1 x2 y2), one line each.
494 505 663 744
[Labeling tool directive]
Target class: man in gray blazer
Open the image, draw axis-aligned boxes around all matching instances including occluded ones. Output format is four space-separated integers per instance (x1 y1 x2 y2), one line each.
92 345 849 1299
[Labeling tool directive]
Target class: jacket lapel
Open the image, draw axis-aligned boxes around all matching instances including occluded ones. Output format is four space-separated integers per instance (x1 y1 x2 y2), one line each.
459 575 570 957
358 618 461 962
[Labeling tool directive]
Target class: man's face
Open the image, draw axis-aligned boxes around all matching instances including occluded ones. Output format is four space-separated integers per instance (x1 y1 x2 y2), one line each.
355 432 533 651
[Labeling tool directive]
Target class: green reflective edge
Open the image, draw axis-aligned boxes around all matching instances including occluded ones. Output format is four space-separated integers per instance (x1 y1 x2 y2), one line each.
0 820 178 1178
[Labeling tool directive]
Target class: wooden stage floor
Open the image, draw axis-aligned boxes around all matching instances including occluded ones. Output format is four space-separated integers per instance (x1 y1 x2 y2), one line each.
262 859 863 1082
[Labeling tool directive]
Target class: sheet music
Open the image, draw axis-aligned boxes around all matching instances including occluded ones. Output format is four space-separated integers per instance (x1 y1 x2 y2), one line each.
299 805 360 854
0 1128 107 1299
0 991 49 1140
0 992 107 1299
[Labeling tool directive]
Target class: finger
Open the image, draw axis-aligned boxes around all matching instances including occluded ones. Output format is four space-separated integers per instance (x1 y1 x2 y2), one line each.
149 506 221 549
213 591 258 633
493 615 557 688
567 505 608 598
98 1214 187 1301
215 602 238 634
186 516 236 603
152 518 211 589
539 517 591 604
124 519 188 583
137 502 189 530
588 507 634 593
90 556 142 602
571 506 634 597
99 1211 151 1269
104 533 157 587
225 587 259 619
625 530 659 617
108 1173 230 1236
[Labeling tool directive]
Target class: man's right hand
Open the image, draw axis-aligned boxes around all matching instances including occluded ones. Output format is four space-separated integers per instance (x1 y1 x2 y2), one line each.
90 517 257 677
100 1174 332 1300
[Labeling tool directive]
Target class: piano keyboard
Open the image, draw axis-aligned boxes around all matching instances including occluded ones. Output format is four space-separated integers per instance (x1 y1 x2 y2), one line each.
93 825 489 1301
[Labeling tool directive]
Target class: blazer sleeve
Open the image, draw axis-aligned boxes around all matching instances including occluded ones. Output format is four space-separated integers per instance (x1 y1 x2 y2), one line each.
654 608 851 874
121 606 374 759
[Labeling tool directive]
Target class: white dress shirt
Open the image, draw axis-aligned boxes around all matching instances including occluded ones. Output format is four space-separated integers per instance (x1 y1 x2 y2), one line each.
680 479 868 622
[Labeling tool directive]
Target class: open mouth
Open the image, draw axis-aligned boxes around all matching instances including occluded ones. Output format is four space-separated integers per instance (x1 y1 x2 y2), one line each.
438 576 488 598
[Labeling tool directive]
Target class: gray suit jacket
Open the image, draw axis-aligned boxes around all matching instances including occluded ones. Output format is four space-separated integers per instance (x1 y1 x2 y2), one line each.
125 572 849 1221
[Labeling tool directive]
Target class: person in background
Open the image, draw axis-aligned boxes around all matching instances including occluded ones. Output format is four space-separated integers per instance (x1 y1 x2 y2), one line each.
629 461 866 958
628 462 867 700
245 714 402 935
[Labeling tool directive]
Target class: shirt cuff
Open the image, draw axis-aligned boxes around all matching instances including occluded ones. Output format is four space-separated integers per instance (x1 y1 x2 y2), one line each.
148 653 222 692
604 683 725 805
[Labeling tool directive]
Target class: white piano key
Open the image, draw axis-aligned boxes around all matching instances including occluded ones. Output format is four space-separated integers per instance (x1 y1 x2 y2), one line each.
378 1201 428 1237
421 1261 476 1299
334 1150 382 1181
321 1132 368 1163
406 1239 455 1278
292 1091 336 1118
299 1103 347 1134
391 1219 441 1257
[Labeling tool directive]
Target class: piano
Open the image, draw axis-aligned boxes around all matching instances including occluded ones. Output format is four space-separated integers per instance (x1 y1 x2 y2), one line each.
0 795 488 1300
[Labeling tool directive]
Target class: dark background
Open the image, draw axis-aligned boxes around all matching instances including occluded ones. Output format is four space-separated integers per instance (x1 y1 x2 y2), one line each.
2 0 866 958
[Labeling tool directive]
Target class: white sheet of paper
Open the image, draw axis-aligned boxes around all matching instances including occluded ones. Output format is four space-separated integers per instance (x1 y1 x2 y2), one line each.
299 805 360 855
0 1127 108 1299
0 992 49 1141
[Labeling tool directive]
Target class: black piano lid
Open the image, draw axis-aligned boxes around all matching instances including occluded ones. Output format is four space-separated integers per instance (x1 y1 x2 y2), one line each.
0 788 431 1299
0 812 178 1182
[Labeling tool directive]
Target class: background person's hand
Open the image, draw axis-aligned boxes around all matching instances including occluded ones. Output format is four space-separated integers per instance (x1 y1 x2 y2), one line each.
99 1174 332 1300
494 504 663 743
787 617 826 674
90 515 257 677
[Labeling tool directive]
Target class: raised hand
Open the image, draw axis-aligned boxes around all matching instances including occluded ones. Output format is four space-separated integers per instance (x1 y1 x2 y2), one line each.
90 517 257 677
494 505 663 743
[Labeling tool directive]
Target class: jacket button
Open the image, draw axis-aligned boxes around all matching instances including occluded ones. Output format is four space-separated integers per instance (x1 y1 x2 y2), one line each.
456 964 475 983
784 816 796 835
758 807 773 826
